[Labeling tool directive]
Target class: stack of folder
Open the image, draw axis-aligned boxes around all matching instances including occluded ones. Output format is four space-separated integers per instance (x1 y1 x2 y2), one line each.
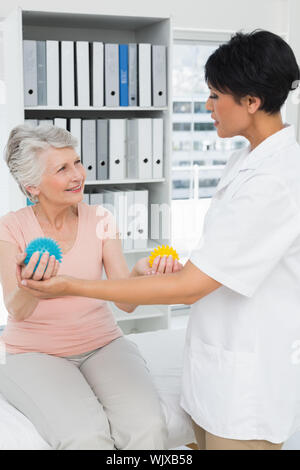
88 189 149 250
23 40 167 107
25 118 164 180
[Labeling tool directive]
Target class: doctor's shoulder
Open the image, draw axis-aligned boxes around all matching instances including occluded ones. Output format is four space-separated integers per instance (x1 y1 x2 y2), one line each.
218 146 249 184
257 147 300 207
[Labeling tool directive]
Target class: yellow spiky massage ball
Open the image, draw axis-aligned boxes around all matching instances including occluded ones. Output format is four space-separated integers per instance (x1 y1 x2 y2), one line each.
148 245 179 268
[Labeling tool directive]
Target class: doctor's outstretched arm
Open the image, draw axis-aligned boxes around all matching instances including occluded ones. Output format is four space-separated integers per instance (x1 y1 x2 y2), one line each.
19 261 222 306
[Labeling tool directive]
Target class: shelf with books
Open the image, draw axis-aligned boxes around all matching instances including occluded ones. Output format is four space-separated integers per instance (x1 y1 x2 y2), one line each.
25 107 169 111
84 178 165 185
3 7 172 334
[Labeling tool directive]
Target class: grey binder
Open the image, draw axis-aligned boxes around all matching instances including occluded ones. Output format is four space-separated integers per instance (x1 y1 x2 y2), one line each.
152 45 167 107
23 40 38 106
104 44 119 107
128 44 137 107
96 120 108 180
37 41 47 106
82 120 96 181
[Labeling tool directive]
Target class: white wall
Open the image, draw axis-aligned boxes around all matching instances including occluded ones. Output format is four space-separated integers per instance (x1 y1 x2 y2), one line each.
0 30 10 325
0 31 9 218
0 0 289 32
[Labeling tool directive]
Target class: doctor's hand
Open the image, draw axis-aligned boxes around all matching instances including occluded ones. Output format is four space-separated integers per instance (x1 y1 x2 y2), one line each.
134 255 183 276
16 251 62 299
16 272 73 299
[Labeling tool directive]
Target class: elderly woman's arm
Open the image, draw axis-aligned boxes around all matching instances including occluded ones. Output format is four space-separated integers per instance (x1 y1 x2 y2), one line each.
0 241 40 321
102 234 143 313
0 241 60 322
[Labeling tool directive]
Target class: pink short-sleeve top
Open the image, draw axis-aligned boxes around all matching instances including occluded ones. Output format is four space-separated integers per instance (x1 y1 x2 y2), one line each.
0 202 123 356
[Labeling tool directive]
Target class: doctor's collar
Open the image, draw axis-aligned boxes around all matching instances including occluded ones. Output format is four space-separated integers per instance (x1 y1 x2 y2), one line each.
243 123 295 164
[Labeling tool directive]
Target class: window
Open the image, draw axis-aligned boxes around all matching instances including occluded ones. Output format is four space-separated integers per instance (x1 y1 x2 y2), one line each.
199 178 219 188
173 179 190 189
173 101 192 113
194 122 215 131
173 122 192 131
194 101 210 114
173 141 192 151
172 40 248 202
171 35 248 261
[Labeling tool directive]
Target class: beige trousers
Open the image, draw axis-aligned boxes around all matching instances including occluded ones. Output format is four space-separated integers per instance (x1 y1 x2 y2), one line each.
0 337 167 450
192 420 284 450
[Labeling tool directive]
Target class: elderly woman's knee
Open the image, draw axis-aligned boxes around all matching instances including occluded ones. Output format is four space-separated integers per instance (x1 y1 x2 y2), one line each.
112 408 168 450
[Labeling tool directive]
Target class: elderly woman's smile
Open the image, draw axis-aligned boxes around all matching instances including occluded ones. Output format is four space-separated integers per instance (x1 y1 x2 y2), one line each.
25 144 86 204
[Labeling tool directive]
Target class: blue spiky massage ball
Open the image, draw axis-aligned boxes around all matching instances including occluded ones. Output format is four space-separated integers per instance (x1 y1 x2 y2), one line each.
24 237 63 272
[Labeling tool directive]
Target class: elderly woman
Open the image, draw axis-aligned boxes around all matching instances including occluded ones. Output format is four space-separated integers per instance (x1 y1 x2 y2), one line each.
0 125 182 450
20 30 300 450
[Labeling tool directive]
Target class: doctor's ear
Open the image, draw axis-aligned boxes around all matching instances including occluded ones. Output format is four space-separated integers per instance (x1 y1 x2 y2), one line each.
242 95 262 114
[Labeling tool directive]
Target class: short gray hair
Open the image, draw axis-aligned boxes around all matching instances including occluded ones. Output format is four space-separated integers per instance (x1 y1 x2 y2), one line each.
4 124 78 203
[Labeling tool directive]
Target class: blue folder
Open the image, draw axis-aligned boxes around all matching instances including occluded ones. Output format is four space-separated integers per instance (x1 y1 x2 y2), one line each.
119 44 129 106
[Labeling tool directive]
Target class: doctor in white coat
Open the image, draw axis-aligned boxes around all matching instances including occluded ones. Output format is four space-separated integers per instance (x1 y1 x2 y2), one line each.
20 29 300 450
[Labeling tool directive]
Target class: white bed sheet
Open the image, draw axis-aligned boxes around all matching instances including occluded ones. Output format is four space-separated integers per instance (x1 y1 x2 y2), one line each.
0 328 194 450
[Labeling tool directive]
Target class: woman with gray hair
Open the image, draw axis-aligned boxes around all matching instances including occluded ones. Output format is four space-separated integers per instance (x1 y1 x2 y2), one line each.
0 124 182 450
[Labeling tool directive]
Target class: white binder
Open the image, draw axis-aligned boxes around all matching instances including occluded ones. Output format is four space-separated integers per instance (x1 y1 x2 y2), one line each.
123 189 135 251
109 119 126 180
127 118 152 179
61 41 75 107
133 189 149 250
54 118 67 129
138 44 151 107
152 45 167 107
102 189 125 243
128 44 137 107
70 119 82 158
105 44 119 107
114 189 126 246
152 118 164 178
25 119 38 126
82 120 96 180
92 42 104 107
23 40 38 106
46 40 59 107
76 41 90 107
39 119 54 126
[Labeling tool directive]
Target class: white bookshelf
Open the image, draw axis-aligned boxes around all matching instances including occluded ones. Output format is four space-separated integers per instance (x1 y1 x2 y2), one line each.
85 178 165 185
3 8 173 335
25 107 169 111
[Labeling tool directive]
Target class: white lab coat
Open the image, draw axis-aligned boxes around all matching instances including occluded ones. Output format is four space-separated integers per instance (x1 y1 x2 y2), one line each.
181 124 300 443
